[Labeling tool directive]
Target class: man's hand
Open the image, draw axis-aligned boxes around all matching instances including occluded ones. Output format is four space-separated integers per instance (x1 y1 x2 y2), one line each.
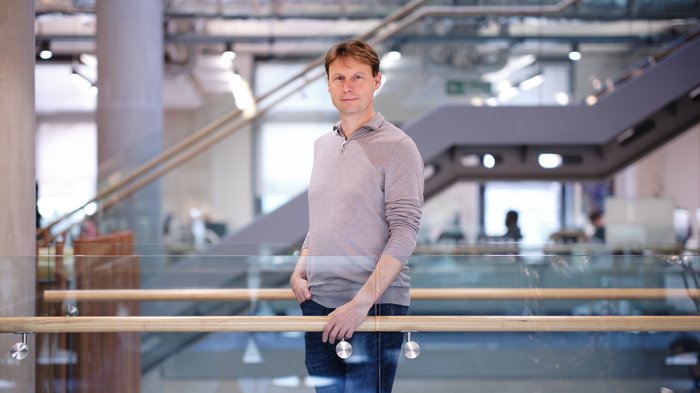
290 250 312 303
321 255 404 344
290 270 312 303
322 296 373 344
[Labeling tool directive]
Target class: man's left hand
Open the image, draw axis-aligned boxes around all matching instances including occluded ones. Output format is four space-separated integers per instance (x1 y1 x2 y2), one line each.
322 299 372 344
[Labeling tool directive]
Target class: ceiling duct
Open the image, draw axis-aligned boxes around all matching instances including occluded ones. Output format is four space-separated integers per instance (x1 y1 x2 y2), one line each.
419 18 510 74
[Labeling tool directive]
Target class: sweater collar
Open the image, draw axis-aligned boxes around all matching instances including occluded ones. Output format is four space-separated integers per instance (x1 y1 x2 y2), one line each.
333 113 385 139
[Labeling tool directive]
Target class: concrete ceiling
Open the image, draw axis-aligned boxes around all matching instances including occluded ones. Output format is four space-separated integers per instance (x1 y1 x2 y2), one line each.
33 1 699 113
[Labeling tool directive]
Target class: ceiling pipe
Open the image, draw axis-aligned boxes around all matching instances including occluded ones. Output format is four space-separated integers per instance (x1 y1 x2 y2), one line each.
368 0 581 46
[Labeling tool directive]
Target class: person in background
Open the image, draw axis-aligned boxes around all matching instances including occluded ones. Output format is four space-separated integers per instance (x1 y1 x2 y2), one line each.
589 210 606 243
290 39 424 393
79 215 99 239
503 210 522 241
669 334 700 392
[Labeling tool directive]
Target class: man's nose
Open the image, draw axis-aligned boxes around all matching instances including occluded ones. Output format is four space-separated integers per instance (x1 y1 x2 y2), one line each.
343 80 353 92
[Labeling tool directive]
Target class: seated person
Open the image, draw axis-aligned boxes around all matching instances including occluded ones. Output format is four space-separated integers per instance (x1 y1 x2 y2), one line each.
589 210 605 243
502 210 522 241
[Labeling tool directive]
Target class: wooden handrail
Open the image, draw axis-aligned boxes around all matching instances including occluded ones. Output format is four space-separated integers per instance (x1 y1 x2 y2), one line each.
1 315 698 333
43 288 700 302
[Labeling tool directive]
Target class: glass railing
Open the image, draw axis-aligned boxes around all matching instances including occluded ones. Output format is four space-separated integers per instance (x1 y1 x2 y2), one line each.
2 249 700 392
39 0 700 250
587 25 700 101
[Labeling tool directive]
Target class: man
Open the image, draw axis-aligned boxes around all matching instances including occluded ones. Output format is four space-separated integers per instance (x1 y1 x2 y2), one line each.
669 335 700 392
589 210 605 242
502 210 522 241
290 39 424 393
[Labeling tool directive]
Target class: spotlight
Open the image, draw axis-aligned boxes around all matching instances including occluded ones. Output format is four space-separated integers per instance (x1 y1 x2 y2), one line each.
568 51 581 61
385 51 402 62
538 154 563 169
470 97 484 107
483 154 496 169
568 44 581 61
39 41 53 60
554 92 570 106
380 44 402 69
222 43 236 62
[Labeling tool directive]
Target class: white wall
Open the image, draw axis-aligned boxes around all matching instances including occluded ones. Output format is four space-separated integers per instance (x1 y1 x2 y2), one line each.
614 123 700 247
162 92 254 239
422 182 480 244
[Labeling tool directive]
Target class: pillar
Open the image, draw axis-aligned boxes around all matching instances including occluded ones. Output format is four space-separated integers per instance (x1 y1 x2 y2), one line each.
0 0 36 392
96 0 163 245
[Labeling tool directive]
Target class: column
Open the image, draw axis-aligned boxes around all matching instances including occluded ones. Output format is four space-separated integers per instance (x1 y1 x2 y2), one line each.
96 0 163 245
0 1 36 392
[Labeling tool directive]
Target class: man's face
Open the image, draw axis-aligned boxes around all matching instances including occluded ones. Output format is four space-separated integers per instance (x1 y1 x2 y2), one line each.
327 56 381 118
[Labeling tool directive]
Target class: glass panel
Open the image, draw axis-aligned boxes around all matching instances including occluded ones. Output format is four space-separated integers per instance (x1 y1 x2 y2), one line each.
0 256 35 392
395 253 700 393
4 251 700 392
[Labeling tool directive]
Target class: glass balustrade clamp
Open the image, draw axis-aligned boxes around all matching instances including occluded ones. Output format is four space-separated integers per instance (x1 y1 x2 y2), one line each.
334 332 420 359
10 333 30 361
336 339 352 359
66 304 79 317
403 331 420 359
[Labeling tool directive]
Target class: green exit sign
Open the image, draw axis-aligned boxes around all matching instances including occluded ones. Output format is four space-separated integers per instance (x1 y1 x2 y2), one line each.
445 80 491 96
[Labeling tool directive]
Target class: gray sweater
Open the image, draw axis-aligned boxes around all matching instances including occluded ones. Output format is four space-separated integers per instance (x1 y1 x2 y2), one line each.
302 113 424 308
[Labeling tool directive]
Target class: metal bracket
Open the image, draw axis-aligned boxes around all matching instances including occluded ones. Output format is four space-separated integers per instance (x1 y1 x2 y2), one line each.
66 304 79 317
336 338 352 359
10 333 29 361
403 331 420 359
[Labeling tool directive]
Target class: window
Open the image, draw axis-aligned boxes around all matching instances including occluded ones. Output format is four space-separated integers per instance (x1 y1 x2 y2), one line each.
484 181 562 245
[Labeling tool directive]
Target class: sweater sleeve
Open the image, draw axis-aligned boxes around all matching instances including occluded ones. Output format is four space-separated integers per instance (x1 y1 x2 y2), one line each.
381 137 424 264
302 231 310 250
302 137 318 252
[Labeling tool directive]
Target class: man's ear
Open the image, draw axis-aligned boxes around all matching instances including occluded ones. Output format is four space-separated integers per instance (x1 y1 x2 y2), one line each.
374 72 382 90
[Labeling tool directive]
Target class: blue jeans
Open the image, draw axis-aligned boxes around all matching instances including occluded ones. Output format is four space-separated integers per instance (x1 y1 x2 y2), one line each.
300 300 408 393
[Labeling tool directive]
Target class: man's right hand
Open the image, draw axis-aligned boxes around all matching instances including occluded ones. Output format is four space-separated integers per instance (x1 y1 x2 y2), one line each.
290 271 312 303
290 250 312 303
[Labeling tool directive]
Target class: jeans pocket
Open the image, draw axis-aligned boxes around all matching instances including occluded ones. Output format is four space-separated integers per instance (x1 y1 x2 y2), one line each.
301 299 329 317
